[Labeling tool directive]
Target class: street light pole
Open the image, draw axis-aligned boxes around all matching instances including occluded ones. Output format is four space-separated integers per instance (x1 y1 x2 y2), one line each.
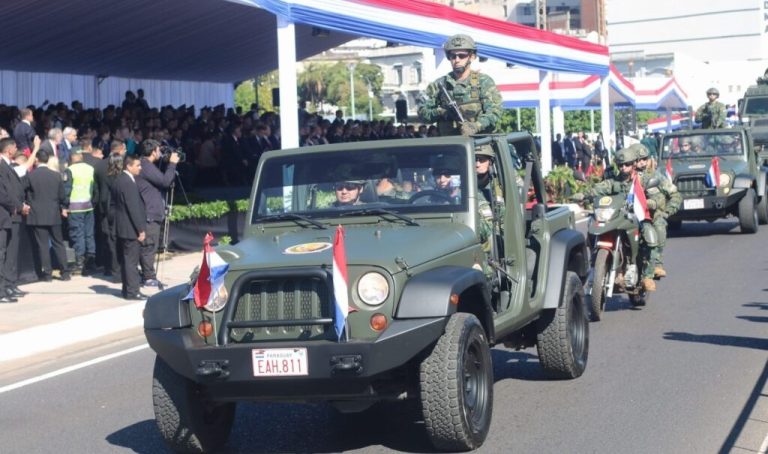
348 63 356 120
366 78 373 120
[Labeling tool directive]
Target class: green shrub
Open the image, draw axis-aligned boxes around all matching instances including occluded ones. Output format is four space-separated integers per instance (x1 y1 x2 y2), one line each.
169 199 250 222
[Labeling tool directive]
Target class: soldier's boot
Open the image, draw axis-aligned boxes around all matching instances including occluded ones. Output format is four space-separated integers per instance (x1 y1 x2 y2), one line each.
642 278 656 292
654 266 667 279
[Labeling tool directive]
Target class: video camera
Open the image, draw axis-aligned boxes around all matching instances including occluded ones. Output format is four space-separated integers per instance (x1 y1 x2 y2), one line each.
160 145 186 163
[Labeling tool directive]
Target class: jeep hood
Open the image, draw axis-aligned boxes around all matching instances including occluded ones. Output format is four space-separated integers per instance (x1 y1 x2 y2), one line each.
217 223 477 274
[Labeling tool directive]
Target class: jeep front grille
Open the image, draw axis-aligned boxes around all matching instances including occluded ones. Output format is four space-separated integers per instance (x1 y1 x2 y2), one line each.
676 174 714 197
228 277 334 342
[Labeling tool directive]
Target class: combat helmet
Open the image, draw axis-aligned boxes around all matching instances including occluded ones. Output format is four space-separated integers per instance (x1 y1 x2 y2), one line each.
474 144 494 159
614 147 637 165
706 87 720 97
632 143 650 160
444 34 477 53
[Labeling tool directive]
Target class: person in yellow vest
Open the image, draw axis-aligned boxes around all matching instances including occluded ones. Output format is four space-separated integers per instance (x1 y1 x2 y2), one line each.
63 147 98 275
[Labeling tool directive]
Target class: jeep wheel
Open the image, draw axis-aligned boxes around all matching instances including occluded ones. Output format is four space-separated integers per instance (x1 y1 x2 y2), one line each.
738 188 759 234
588 249 610 322
152 356 236 454
757 188 768 225
536 271 589 379
420 313 493 451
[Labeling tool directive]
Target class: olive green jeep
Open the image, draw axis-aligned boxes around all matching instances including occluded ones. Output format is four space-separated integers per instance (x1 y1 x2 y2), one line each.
738 82 768 165
661 127 768 233
144 133 590 453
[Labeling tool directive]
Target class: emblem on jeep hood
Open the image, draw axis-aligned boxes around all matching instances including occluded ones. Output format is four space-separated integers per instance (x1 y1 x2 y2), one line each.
284 242 333 254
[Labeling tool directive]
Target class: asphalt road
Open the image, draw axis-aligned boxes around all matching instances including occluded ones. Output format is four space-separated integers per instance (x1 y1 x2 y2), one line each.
1 218 767 453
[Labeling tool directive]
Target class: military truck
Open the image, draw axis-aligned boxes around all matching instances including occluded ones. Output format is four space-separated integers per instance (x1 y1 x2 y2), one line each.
144 133 590 453
739 81 768 164
661 127 768 233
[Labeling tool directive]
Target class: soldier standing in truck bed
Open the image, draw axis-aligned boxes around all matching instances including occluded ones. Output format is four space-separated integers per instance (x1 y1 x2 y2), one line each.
695 87 726 129
418 34 502 136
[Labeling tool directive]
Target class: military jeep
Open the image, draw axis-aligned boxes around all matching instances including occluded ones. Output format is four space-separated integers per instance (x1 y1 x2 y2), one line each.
144 133 590 453
661 127 768 233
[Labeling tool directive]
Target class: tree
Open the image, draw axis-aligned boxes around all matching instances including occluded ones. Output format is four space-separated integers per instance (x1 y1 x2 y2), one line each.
498 108 537 133
233 71 278 114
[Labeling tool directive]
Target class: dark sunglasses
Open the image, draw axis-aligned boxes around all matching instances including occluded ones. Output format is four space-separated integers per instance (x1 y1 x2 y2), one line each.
334 183 360 191
620 162 634 167
447 52 470 60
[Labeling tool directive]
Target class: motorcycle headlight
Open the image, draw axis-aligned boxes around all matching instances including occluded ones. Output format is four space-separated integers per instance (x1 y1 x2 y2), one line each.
204 285 229 312
594 208 616 222
357 272 389 306
719 173 731 188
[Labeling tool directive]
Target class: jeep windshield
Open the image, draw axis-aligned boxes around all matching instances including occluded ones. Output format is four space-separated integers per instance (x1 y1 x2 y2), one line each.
251 144 469 223
743 96 768 115
661 132 744 159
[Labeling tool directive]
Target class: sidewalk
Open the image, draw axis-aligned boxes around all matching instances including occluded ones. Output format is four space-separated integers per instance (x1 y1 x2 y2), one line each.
0 251 201 363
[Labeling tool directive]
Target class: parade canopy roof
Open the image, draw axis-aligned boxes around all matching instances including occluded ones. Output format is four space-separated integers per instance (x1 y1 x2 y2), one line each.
0 0 609 84
498 65 635 109
248 0 610 75
633 78 689 111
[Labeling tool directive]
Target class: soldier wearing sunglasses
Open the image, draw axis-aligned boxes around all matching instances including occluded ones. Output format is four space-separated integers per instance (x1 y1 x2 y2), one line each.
418 34 502 137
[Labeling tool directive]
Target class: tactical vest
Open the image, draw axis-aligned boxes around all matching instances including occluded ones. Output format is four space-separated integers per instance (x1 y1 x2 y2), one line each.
438 72 484 136
68 162 94 212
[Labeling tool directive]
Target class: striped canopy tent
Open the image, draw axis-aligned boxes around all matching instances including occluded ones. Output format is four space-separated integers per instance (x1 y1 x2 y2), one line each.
247 0 611 159
633 77 689 111
498 65 635 109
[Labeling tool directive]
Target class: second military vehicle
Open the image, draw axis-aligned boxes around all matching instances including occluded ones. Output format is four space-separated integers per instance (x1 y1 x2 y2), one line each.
144 133 590 453
661 127 768 233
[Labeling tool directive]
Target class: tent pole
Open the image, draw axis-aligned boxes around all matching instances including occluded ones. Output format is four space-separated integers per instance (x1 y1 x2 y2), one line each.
599 76 611 153
276 16 299 149
538 70 552 174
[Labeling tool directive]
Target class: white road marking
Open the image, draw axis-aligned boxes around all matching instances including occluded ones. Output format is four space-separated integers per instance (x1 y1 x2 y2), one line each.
0 344 148 394
759 430 768 454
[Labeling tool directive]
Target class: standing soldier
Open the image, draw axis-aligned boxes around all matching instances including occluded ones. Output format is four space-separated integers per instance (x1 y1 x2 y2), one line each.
418 34 502 136
632 144 681 288
695 87 726 129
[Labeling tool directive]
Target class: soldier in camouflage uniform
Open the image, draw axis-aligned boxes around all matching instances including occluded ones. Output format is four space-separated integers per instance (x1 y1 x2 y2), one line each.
418 34 503 136
572 147 659 292
695 87 726 129
475 144 505 255
632 143 681 287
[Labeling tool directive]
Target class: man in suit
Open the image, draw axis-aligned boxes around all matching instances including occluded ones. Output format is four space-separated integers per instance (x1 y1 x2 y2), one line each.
551 133 565 167
563 132 577 169
13 108 36 154
136 139 178 288
25 149 70 281
58 127 77 167
112 154 147 300
40 128 62 159
0 138 30 302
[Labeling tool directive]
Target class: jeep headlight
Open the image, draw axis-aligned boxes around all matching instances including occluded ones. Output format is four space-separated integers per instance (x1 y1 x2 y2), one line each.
204 285 229 312
594 208 616 222
357 272 389 306
719 173 731 188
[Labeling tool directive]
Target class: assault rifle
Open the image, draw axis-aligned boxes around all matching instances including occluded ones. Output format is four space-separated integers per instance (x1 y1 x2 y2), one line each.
437 81 465 123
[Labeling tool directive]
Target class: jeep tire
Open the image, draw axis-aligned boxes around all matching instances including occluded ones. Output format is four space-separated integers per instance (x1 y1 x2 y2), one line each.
152 357 236 454
757 187 768 225
536 271 589 379
739 188 759 234
588 249 610 322
420 313 493 451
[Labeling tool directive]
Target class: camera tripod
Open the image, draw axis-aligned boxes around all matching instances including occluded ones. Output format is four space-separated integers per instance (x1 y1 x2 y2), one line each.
154 172 193 291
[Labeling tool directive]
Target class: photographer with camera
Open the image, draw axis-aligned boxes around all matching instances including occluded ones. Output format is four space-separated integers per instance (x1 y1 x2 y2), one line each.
695 87 725 129
136 139 179 288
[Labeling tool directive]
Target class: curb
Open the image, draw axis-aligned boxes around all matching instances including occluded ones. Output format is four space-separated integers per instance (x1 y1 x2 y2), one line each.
0 302 144 363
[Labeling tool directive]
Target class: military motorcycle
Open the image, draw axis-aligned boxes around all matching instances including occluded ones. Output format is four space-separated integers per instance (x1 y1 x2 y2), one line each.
585 193 650 321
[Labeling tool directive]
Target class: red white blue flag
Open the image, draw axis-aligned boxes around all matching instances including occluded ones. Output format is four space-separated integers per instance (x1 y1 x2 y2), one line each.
627 176 650 222
186 232 229 309
665 157 674 182
333 225 350 340
706 156 720 188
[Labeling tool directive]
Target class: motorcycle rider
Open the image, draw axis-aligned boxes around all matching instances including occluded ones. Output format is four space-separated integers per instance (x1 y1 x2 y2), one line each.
572 147 659 292
631 143 681 282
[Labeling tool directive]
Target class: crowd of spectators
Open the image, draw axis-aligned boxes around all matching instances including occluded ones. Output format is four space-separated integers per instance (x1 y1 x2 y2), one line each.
0 93 440 189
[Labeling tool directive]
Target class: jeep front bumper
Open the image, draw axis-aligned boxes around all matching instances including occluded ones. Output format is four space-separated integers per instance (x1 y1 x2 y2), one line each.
146 317 445 401
670 189 746 221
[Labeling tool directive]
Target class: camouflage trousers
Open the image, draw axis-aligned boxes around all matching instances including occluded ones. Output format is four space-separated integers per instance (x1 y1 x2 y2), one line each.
641 216 667 279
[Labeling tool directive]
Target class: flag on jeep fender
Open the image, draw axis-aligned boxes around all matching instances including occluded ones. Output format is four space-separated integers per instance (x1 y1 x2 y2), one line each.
185 232 229 310
627 176 650 222
333 225 349 340
706 156 720 187
665 157 674 181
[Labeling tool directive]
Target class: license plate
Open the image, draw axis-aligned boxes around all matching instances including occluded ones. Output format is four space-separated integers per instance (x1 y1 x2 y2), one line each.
684 198 704 210
252 348 308 377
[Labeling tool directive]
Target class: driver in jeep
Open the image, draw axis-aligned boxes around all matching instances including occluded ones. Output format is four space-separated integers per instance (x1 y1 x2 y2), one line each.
333 180 366 206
